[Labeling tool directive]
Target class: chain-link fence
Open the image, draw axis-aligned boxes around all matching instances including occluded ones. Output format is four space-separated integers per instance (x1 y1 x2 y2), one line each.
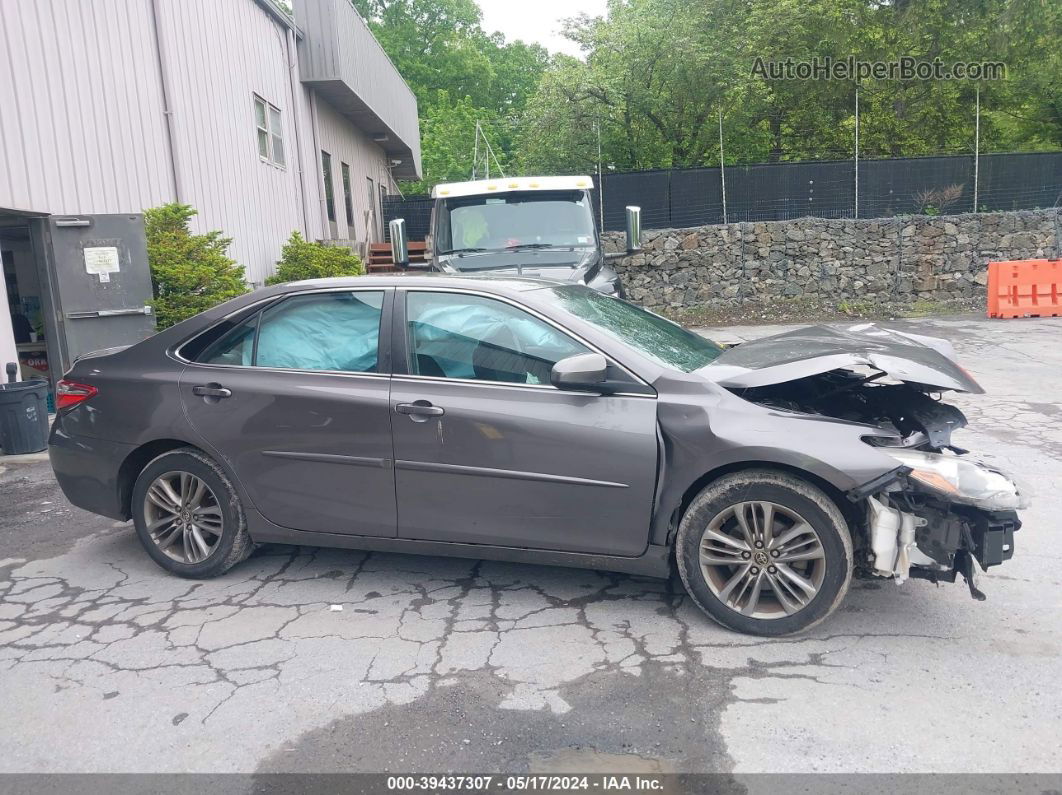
384 150 1062 239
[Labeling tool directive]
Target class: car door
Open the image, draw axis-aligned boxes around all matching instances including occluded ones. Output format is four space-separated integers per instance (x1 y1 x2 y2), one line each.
180 288 396 537
390 288 658 556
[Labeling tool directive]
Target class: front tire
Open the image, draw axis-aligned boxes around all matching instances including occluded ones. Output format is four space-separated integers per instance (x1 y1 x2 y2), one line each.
676 469 853 636
131 447 253 578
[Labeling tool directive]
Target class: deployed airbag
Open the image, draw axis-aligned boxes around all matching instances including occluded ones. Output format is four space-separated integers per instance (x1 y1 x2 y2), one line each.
256 291 382 372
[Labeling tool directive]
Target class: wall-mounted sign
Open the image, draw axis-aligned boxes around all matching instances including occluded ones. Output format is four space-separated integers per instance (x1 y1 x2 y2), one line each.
84 246 121 282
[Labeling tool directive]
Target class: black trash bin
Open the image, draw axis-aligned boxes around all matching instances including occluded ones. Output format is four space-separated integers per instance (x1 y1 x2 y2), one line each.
0 379 51 455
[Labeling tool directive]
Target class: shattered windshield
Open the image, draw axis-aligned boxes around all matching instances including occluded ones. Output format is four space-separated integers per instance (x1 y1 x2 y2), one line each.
437 191 597 268
541 285 723 372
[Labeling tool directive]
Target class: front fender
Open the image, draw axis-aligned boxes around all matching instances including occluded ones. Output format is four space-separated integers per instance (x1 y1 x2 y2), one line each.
651 387 901 545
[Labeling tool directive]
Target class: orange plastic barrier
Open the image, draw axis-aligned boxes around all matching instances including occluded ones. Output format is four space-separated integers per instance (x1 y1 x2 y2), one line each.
986 259 1062 318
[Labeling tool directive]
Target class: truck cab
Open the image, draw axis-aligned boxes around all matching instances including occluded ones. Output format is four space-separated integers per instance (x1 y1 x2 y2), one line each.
388 176 641 297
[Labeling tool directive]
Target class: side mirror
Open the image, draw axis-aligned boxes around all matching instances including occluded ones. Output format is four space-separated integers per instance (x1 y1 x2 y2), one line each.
550 353 608 392
625 206 642 253
389 218 409 267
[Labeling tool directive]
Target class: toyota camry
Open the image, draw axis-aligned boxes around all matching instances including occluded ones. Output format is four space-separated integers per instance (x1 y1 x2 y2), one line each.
49 275 1026 636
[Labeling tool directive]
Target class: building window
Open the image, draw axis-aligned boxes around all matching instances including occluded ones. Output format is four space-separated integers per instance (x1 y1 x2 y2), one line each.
342 163 354 229
254 95 285 167
321 151 336 223
366 177 376 238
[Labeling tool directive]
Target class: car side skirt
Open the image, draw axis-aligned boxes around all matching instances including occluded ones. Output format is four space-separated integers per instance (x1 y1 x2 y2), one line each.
249 524 673 579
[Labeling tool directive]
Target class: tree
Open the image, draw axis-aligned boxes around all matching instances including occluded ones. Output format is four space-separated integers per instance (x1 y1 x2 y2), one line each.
265 232 364 285
353 0 549 190
145 203 247 330
515 0 1060 173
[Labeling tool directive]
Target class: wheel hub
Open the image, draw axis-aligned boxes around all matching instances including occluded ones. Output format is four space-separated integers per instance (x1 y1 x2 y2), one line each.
697 500 828 620
143 471 224 565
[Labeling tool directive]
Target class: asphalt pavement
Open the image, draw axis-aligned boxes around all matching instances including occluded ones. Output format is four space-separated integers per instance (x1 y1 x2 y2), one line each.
1 314 1060 777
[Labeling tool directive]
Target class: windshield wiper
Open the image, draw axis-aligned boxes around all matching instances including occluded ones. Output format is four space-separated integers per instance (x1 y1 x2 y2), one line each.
504 243 572 250
438 247 492 257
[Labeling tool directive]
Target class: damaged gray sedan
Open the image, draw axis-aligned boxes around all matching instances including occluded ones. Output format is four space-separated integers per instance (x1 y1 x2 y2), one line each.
49 276 1027 636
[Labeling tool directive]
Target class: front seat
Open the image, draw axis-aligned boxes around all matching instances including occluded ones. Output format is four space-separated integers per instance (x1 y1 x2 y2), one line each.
471 324 528 383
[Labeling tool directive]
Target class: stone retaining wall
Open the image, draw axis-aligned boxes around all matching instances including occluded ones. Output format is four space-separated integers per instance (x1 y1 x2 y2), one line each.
602 210 1061 312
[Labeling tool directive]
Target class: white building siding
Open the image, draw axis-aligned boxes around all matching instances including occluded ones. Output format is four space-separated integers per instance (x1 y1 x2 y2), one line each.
313 94 394 244
0 0 174 214
0 0 416 284
155 0 312 284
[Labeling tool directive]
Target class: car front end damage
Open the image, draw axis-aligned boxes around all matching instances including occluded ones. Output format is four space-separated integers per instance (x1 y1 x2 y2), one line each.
857 449 1024 600
700 323 1029 600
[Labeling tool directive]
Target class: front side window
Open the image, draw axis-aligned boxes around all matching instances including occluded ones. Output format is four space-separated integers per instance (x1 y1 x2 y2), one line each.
541 285 723 372
254 95 285 167
406 291 588 385
195 291 384 373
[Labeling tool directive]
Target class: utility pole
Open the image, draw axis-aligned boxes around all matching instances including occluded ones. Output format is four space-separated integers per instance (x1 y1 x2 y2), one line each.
718 109 728 225
854 86 860 220
471 120 480 180
596 120 604 232
973 84 981 213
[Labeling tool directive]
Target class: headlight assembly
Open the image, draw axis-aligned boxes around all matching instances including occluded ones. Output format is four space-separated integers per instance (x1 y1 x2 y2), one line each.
884 449 1029 511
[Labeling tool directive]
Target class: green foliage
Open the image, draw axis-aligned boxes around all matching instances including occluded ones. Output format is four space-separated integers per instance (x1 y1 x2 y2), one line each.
265 232 364 285
512 0 1060 172
145 203 247 330
356 0 1058 184
353 0 549 191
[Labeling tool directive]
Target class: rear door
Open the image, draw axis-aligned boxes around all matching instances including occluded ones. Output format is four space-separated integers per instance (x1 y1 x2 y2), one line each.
180 288 397 537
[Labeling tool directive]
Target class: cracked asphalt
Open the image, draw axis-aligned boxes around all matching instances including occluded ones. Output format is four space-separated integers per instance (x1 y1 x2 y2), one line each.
0 315 1060 776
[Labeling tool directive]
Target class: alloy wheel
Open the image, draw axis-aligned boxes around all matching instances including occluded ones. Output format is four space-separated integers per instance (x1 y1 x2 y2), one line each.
697 500 826 619
143 471 224 564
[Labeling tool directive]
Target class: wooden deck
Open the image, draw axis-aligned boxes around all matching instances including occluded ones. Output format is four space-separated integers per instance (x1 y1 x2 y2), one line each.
367 241 427 273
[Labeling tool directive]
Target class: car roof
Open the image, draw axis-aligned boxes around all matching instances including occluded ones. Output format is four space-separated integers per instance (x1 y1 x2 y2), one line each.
278 273 561 295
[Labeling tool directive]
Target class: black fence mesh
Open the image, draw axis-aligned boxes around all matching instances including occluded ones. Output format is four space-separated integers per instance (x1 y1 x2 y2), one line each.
384 151 1062 238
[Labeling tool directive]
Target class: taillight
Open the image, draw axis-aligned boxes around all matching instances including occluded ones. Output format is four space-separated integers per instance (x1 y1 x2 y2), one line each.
56 379 98 411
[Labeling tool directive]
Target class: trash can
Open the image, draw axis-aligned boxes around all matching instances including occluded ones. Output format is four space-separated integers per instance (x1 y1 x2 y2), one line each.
0 379 51 455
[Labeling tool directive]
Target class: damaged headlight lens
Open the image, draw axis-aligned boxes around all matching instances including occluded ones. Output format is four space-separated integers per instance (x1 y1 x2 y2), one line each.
885 449 1029 511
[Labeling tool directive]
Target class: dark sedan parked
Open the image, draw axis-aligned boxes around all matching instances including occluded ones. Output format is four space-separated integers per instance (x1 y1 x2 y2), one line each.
50 275 1025 635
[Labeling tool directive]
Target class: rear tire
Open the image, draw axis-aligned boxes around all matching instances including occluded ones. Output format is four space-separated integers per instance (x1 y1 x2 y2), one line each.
676 469 852 637
131 447 253 579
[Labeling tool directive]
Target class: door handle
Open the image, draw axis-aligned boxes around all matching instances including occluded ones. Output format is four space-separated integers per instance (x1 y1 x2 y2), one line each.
192 384 232 399
395 401 444 419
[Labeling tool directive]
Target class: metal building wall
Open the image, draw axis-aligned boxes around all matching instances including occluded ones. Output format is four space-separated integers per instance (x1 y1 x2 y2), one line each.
296 0 421 177
0 0 414 285
312 95 394 244
0 0 174 214
155 0 312 285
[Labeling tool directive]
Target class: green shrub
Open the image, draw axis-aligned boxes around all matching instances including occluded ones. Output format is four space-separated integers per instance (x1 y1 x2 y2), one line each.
145 203 248 329
265 232 364 285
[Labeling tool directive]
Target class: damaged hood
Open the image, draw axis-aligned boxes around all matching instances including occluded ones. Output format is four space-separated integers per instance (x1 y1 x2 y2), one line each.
698 323 984 393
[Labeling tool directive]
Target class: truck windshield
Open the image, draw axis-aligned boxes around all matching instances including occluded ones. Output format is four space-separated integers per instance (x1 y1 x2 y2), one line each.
437 191 596 266
540 285 724 372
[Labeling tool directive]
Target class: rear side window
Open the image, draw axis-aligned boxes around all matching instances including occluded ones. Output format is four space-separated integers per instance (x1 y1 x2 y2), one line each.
197 318 258 366
193 291 385 373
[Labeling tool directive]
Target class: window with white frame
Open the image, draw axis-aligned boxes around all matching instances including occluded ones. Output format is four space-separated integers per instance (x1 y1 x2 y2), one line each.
254 95 286 167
